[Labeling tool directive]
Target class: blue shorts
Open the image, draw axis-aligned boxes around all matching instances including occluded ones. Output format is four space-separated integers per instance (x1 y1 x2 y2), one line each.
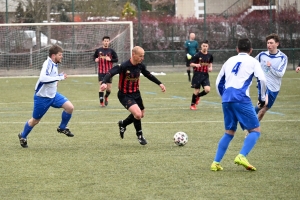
266 89 279 108
32 92 69 119
222 102 260 131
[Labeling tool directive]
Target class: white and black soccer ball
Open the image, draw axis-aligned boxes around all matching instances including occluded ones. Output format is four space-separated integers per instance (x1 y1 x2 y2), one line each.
174 132 188 146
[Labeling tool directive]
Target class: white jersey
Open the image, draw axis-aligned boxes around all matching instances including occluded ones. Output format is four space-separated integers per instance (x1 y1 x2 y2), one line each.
216 53 267 103
255 50 287 92
35 57 65 98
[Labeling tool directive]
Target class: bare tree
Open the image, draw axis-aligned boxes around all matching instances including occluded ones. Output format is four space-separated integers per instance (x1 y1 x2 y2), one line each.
145 0 175 6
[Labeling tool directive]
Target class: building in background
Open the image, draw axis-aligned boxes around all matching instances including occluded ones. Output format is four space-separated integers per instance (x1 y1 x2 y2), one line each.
175 0 300 19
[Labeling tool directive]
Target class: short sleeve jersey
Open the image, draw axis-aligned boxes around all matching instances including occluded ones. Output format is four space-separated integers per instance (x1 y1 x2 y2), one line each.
191 51 213 73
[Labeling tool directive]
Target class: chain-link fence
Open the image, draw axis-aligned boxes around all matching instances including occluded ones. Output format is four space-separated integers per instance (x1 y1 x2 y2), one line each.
0 0 300 76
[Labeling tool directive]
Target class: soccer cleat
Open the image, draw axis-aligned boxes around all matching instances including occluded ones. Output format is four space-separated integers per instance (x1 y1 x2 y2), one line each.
234 154 256 171
118 121 126 139
100 102 105 107
137 134 147 145
195 97 200 105
210 162 223 171
190 104 197 110
57 127 74 137
104 97 108 106
18 133 28 148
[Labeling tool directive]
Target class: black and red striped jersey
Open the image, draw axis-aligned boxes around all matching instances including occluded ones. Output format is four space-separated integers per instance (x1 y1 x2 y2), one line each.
191 51 213 73
102 60 162 94
93 47 118 74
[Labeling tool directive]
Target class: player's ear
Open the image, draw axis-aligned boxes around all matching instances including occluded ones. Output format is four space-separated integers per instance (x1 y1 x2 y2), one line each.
249 48 253 55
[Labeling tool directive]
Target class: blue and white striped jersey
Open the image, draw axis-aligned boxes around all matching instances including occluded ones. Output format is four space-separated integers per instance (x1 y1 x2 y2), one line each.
35 57 65 98
255 50 287 92
216 53 267 103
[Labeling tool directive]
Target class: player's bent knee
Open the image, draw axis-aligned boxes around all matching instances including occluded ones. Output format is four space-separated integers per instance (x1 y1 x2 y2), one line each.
249 127 261 132
204 87 211 93
62 101 74 113
29 118 40 126
133 113 142 120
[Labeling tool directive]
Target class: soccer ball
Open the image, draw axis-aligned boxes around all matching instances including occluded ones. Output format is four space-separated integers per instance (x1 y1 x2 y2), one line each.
174 132 188 146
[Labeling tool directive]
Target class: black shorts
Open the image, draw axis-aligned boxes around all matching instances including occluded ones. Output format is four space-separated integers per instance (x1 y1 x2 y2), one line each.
191 73 210 89
118 90 145 110
185 56 191 67
98 73 112 83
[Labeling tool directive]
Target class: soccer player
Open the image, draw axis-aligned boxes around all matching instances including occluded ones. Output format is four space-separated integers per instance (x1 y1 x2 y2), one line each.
184 33 199 82
100 46 166 145
18 45 74 148
211 38 267 171
254 33 288 121
189 40 213 110
94 36 118 107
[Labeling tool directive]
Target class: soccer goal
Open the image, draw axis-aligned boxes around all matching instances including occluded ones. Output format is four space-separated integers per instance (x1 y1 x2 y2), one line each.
0 21 133 77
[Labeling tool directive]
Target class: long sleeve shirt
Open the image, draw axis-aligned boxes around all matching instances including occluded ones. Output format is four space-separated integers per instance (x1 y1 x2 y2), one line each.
102 60 162 94
255 50 288 92
35 57 65 98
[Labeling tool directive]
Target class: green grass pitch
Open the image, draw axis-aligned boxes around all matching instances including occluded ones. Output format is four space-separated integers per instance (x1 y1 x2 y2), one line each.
0 71 299 199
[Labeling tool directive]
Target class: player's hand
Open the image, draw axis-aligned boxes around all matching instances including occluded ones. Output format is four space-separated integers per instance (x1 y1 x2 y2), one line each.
95 58 99 62
159 84 166 92
59 72 67 79
266 61 271 67
208 66 212 72
105 56 111 61
296 67 300 73
257 100 265 108
257 94 268 108
100 83 107 91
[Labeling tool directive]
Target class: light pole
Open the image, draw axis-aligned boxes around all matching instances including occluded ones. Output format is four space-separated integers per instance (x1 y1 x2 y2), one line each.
6 0 8 23
204 0 206 40
138 0 141 46
47 0 51 45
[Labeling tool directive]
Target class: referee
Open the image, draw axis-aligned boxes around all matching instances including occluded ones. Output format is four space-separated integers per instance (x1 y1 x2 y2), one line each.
184 33 199 82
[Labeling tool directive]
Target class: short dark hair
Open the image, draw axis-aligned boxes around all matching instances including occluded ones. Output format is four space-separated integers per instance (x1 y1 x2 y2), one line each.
49 45 63 57
266 33 279 43
202 40 208 44
237 38 252 53
102 36 110 40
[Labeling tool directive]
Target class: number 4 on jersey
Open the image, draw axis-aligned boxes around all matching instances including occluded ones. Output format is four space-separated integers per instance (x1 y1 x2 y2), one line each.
231 62 242 75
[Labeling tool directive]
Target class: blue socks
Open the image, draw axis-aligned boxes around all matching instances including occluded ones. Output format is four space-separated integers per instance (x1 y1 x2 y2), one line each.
240 131 260 156
59 111 72 129
21 121 33 139
214 133 234 162
20 111 72 139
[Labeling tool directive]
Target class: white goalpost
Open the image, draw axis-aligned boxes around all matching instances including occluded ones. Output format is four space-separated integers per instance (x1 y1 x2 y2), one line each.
0 21 133 77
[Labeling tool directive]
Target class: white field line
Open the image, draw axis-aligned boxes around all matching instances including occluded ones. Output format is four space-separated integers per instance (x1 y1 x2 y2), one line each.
1 119 300 124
